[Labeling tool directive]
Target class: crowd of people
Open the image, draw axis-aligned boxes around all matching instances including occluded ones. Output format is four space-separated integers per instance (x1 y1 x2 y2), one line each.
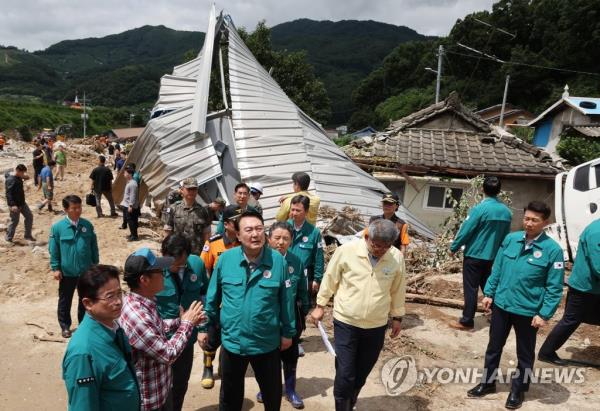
4 144 599 410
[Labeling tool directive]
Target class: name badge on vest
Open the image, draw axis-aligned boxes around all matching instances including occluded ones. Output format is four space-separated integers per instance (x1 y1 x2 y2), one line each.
81 227 87 233
288 266 294 274
190 274 197 282
263 270 272 279
302 236 308 243
533 250 542 259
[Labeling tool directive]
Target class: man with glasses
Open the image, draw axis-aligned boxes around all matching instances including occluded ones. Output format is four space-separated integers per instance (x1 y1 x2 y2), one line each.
449 176 512 331
215 182 260 235
312 219 406 411
49 194 99 338
467 201 564 409
120 248 206 411
163 177 211 255
202 210 296 411
63 265 140 410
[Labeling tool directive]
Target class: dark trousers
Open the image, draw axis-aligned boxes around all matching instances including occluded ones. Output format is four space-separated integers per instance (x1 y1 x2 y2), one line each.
121 205 128 228
482 305 538 393
57 276 85 330
34 167 42 187
460 257 494 327
219 348 281 411
6 203 33 241
205 320 222 352
280 304 304 365
539 287 596 356
333 319 386 410
123 206 140 238
94 189 116 216
171 342 194 411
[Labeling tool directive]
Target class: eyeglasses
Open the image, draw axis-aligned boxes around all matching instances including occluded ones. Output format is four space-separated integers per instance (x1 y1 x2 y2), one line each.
96 289 123 303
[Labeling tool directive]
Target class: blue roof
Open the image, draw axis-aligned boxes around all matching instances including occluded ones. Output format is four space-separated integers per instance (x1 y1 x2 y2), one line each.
565 97 600 115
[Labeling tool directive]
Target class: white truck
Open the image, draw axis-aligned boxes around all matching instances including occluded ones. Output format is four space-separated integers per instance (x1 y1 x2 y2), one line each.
549 157 600 261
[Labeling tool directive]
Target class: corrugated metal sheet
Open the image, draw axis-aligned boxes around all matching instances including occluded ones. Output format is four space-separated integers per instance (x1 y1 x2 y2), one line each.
228 24 314 222
573 125 600 137
113 105 222 202
226 20 434 238
153 75 198 112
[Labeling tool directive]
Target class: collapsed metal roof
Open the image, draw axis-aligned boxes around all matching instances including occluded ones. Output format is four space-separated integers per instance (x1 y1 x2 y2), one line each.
115 6 435 239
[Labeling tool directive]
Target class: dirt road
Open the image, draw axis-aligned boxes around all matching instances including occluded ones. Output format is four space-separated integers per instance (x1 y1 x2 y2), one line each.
0 139 598 410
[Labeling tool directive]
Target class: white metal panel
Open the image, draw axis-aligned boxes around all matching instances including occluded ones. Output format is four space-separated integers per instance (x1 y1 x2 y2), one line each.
190 4 217 135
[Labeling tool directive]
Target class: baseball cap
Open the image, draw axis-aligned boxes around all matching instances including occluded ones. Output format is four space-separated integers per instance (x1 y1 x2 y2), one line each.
181 177 198 189
213 197 226 206
222 205 242 221
124 248 174 279
382 193 400 204
250 182 264 194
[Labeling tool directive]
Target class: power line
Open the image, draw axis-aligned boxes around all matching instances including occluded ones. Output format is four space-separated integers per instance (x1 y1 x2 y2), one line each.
445 49 600 76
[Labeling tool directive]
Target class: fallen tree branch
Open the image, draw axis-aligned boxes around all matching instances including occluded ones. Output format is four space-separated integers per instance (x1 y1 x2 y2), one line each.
33 334 66 343
406 272 429 287
406 293 484 312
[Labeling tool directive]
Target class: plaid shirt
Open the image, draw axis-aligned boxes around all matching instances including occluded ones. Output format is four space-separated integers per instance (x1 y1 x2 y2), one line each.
120 292 193 411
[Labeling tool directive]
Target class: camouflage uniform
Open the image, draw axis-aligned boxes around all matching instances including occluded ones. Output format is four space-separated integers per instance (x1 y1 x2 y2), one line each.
163 200 211 255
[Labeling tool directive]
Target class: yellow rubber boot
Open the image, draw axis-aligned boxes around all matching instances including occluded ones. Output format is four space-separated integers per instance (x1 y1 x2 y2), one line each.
201 351 215 389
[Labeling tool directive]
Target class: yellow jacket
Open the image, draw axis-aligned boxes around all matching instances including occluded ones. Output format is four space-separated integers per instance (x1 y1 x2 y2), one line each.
317 239 406 329
275 191 320 225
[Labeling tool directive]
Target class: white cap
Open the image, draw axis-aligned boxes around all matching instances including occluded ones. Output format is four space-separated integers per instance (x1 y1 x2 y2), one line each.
250 182 264 194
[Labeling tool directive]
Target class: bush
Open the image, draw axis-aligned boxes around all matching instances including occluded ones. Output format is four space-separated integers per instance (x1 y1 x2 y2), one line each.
557 135 600 166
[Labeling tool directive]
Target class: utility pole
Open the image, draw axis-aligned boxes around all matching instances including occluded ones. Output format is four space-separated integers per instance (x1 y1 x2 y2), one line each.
82 92 87 138
129 113 134 128
435 45 443 104
499 75 510 129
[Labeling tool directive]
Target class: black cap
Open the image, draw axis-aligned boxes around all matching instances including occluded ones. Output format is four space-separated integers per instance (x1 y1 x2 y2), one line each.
123 248 173 279
223 205 242 221
382 193 400 204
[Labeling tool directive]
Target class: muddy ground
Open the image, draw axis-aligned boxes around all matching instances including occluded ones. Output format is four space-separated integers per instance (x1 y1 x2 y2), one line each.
0 139 598 410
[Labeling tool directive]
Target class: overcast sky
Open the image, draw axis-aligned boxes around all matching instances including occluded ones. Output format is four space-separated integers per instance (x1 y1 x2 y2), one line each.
1 0 495 51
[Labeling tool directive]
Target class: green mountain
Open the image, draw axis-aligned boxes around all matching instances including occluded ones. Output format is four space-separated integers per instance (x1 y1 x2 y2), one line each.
271 19 428 124
0 20 424 125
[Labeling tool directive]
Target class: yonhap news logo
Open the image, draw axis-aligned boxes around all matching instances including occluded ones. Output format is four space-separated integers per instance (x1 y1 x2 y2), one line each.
381 355 586 396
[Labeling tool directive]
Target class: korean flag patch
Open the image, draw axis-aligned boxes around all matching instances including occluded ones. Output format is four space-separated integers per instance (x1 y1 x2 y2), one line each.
285 279 292 288
554 262 564 269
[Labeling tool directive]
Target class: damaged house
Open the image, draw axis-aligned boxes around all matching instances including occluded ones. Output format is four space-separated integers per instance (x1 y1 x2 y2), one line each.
113 7 435 239
344 93 564 233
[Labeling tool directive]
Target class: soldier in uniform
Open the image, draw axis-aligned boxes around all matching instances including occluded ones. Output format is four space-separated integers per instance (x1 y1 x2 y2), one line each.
198 205 242 389
162 177 211 255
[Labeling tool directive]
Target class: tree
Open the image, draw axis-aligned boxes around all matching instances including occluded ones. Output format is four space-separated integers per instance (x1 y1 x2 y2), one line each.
238 21 331 124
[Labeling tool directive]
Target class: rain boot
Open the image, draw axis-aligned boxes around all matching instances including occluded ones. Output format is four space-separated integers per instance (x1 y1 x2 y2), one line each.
201 351 215 389
284 363 304 409
335 398 352 411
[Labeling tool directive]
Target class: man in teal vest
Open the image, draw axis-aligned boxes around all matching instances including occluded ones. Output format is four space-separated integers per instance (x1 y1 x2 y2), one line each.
539 218 600 365
155 234 209 411
449 176 512 331
287 194 324 297
468 201 564 409
50 194 99 338
63 265 140 411
202 210 296 411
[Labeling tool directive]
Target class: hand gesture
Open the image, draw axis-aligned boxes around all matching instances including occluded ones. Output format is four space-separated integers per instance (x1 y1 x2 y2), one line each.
482 297 493 312
181 301 205 326
531 315 547 328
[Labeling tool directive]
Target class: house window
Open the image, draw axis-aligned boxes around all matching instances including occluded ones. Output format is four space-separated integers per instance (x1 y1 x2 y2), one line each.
425 185 463 210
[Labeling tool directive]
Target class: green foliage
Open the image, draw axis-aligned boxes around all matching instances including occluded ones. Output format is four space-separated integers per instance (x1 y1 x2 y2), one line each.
0 99 138 137
375 87 435 127
349 0 600 130
271 19 428 125
238 21 332 124
333 135 353 147
557 134 600 166
17 125 32 142
510 126 534 143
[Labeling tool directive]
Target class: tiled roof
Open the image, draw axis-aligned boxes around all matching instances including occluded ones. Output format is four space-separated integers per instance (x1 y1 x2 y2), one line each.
388 91 491 133
344 128 563 177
